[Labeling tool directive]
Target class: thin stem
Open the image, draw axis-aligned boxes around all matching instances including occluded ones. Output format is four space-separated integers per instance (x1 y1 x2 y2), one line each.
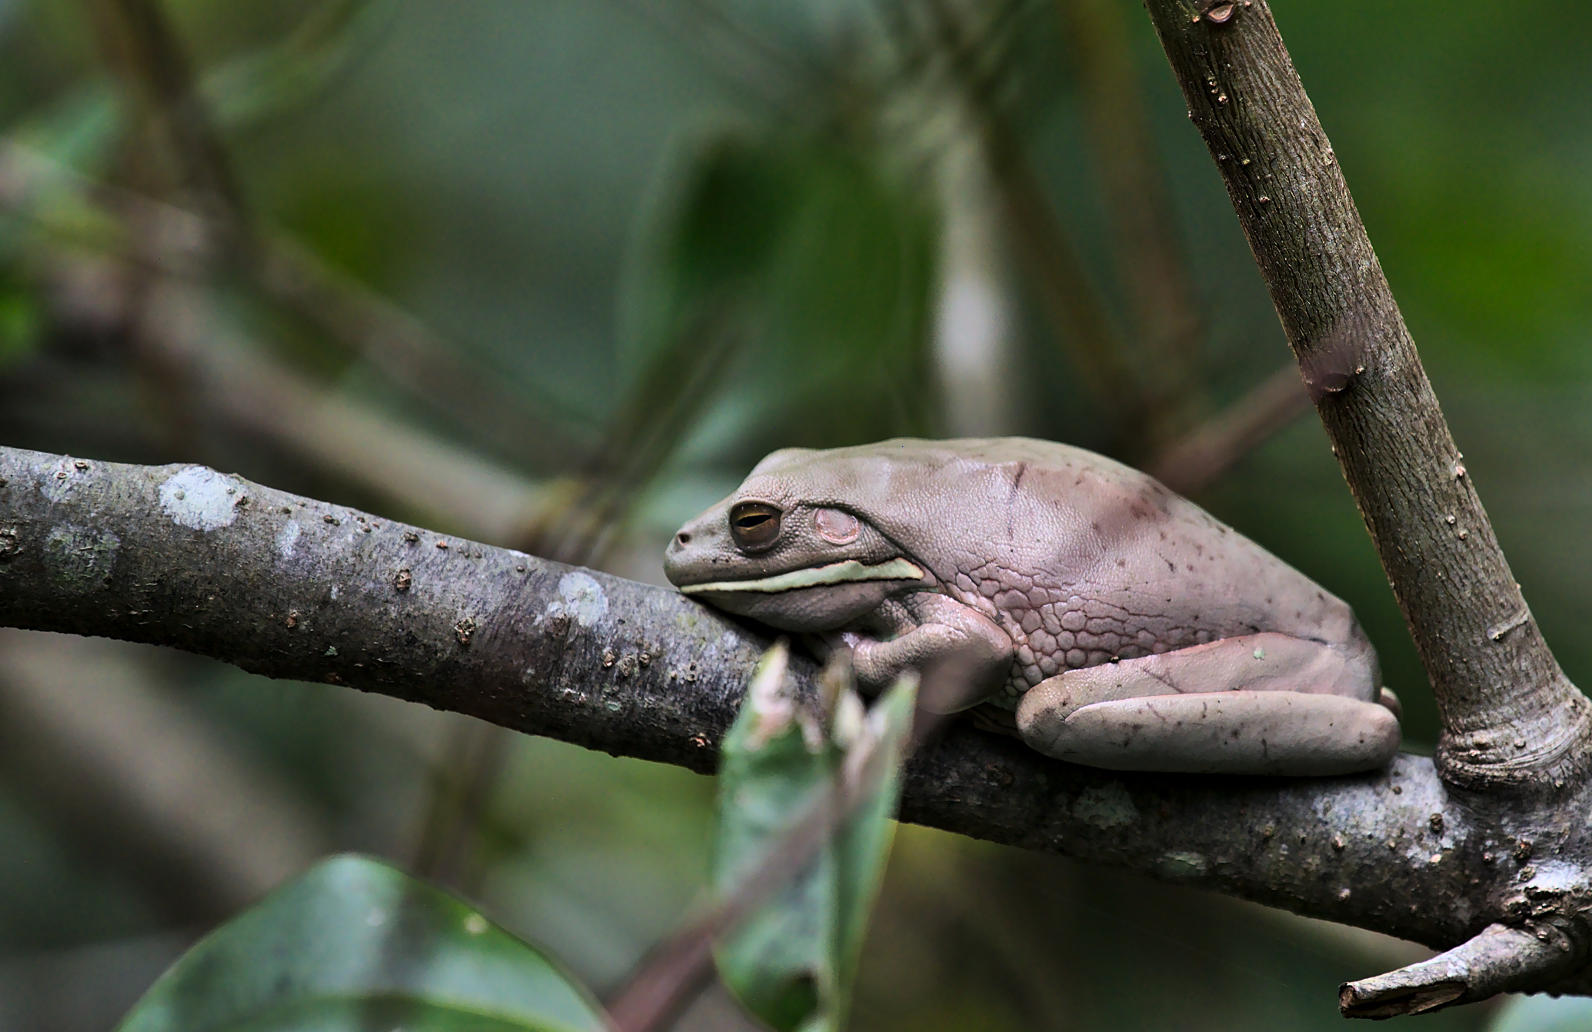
1146 362 1309 495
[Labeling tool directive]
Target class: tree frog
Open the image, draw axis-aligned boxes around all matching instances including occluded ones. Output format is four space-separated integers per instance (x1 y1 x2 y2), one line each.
664 438 1399 775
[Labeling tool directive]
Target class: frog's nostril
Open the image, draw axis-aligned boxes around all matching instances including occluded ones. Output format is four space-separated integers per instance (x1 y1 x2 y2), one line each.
675 531 691 546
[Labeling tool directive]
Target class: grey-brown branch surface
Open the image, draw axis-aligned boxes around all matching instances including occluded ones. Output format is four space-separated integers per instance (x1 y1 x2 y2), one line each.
5 443 1592 1016
1140 0 1592 794
1139 0 1592 1014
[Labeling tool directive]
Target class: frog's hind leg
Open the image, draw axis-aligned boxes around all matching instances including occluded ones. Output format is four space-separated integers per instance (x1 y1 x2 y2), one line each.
1013 633 1399 775
1020 691 1399 774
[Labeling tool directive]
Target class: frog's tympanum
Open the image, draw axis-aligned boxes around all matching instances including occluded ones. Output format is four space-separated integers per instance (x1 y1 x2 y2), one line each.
665 438 1399 775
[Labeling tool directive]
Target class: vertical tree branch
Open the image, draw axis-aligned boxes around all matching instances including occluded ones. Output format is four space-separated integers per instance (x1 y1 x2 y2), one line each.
1139 0 1591 790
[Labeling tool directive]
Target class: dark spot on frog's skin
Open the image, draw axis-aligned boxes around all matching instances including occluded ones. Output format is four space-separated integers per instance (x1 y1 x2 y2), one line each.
1116 558 1127 568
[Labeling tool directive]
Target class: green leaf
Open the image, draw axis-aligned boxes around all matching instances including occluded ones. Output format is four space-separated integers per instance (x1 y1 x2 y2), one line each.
116 854 605 1032
712 646 916 1032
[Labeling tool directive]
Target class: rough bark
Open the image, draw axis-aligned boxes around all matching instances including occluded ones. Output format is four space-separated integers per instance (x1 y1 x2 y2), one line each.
1140 0 1592 794
1135 0 1592 1012
5 443 1592 1011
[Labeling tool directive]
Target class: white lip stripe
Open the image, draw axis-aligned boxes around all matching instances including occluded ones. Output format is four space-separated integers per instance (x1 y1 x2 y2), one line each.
679 558 924 595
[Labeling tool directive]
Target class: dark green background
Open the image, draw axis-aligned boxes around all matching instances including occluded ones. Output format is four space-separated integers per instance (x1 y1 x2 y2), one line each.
1 1 1588 1028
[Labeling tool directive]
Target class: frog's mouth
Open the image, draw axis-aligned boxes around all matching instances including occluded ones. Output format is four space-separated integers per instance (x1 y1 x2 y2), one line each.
677 558 925 596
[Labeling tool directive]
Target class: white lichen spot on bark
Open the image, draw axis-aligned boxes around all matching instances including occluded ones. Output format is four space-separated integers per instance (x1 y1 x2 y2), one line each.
1155 850 1210 881
1312 781 1389 843
1522 860 1582 894
276 520 302 560
547 571 607 627
1073 782 1140 830
159 467 243 531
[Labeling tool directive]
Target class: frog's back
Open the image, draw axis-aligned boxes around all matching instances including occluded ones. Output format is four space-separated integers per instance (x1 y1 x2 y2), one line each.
756 438 1370 693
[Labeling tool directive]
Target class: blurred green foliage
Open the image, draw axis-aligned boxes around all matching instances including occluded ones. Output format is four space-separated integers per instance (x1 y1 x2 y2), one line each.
1 0 1589 1029
117 855 606 1032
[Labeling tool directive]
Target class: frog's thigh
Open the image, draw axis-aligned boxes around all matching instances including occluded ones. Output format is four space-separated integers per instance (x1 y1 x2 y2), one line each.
1014 633 1398 774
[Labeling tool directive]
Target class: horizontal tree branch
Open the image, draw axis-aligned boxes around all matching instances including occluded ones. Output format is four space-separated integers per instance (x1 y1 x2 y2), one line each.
9 442 1592 1005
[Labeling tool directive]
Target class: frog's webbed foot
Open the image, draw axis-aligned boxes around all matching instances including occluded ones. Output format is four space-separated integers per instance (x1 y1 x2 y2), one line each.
1014 633 1399 775
845 595 1012 713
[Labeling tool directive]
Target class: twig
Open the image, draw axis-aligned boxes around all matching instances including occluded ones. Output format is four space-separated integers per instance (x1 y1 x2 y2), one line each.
1146 361 1310 495
1340 924 1578 1018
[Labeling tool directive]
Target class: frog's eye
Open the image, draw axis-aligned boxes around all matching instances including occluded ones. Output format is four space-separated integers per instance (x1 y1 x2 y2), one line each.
729 501 782 550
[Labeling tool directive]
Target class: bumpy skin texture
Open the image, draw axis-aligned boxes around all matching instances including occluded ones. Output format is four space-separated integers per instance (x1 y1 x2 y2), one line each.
665 438 1398 774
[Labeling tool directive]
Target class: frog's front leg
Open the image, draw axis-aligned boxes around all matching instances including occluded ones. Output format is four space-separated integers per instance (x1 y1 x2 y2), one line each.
842 593 1013 713
1014 633 1399 775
